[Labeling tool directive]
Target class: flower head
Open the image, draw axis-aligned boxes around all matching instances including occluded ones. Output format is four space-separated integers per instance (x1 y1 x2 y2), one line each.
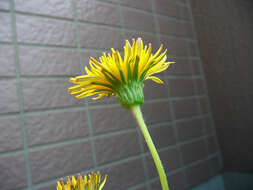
68 38 174 108
57 172 107 190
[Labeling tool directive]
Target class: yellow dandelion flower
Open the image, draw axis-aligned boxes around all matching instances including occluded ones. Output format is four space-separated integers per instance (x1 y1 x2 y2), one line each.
56 172 107 190
68 38 175 108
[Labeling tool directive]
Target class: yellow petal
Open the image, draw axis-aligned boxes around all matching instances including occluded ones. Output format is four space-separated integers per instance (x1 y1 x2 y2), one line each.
146 76 164 84
57 181 62 190
71 176 77 188
92 93 107 100
98 175 107 190
60 178 66 190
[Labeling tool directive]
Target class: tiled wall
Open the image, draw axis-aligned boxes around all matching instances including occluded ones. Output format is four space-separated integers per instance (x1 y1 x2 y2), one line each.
190 0 253 172
0 0 222 190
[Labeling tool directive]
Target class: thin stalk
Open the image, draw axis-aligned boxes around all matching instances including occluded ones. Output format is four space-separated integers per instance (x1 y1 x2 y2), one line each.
130 105 170 190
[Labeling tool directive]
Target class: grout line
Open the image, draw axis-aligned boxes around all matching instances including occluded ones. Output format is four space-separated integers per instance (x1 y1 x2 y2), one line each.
0 95 210 118
149 0 185 189
0 41 12 45
10 0 33 189
8 7 190 28
0 149 25 158
186 0 224 168
159 32 197 41
71 0 97 169
0 129 216 159
155 11 191 23
117 0 151 190
0 40 201 60
148 151 219 180
124 27 196 41
127 182 147 190
117 0 152 188
0 9 9 13
164 74 203 78
0 73 204 80
96 0 188 14
137 128 151 190
22 105 87 115
166 0 191 187
0 111 20 118
15 10 74 21
0 113 213 159
167 78 189 187
127 152 219 190
1 2 223 190
184 0 211 178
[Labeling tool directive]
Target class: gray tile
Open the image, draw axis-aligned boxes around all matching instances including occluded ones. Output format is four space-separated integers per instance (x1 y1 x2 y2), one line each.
208 156 222 177
169 78 195 97
189 0 211 15
144 77 169 100
132 184 148 190
181 139 208 164
176 118 204 142
178 0 186 3
22 78 84 111
188 41 198 56
186 160 211 187
98 0 118 3
76 0 120 26
19 47 81 76
199 96 209 114
101 158 145 190
184 23 195 39
0 153 27 190
172 98 199 119
180 6 191 20
119 0 152 11
154 0 181 18
147 147 181 178
81 50 102 68
191 59 201 75
167 58 193 75
0 46 16 77
30 141 93 184
90 106 136 134
143 124 176 152
166 171 187 190
0 12 12 42
33 182 56 190
204 116 215 134
207 136 218 154
95 131 141 165
79 23 123 50
195 78 206 95
124 31 160 51
0 116 23 153
15 0 73 18
16 15 76 47
142 101 171 124
0 0 10 10
158 15 193 38
122 8 155 33
25 110 89 147
160 36 189 57
150 180 162 190
151 171 187 190
0 80 19 114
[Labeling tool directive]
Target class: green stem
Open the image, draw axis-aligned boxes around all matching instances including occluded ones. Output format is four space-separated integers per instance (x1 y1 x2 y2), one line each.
130 105 170 190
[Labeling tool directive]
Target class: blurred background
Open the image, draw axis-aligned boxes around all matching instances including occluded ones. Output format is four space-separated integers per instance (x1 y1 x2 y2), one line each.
0 0 252 190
